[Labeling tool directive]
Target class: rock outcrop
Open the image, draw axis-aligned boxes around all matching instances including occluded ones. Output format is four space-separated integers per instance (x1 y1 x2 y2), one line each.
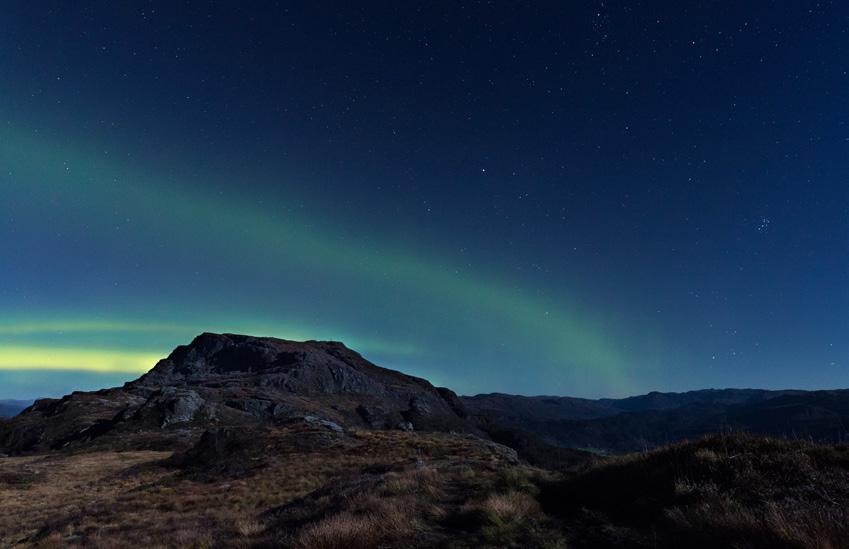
0 333 475 454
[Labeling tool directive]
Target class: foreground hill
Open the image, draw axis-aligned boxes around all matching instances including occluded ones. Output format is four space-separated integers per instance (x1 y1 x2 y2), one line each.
0 425 529 548
541 433 849 548
2 428 846 548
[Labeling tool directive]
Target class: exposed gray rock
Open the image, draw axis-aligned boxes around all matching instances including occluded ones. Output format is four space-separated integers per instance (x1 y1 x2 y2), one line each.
436 387 468 418
0 333 479 454
482 439 520 464
226 398 275 418
131 388 210 428
301 415 344 433
161 389 206 427
356 404 390 429
271 402 292 417
408 396 432 416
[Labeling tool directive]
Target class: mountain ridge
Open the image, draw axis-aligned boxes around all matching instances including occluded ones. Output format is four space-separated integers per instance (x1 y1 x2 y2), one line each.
0 400 33 418
462 389 849 452
3 334 849 457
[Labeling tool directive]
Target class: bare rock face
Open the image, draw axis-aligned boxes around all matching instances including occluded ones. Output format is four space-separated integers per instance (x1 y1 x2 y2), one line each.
133 388 211 428
436 387 468 418
0 333 476 454
135 333 392 396
169 420 353 479
356 404 392 429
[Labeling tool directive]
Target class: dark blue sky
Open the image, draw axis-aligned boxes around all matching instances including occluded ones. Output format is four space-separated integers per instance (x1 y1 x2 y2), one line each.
1 1 847 399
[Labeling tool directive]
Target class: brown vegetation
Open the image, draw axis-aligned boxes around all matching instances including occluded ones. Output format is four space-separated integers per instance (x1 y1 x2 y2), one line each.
0 426 530 548
541 433 849 548
3 431 849 548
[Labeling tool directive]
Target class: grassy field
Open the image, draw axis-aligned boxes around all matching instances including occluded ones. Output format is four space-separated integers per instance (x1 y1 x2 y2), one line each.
2 430 848 548
0 427 553 548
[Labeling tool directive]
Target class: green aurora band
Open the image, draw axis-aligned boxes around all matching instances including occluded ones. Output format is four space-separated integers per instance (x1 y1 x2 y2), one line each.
0 118 662 397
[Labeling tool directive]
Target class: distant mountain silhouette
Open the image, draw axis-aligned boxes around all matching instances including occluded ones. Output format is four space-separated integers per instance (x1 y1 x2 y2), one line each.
3 334 849 457
0 400 32 418
462 389 849 452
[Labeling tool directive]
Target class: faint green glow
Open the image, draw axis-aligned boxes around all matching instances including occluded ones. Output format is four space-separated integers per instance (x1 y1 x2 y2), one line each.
0 318 421 358
0 321 186 336
0 119 639 393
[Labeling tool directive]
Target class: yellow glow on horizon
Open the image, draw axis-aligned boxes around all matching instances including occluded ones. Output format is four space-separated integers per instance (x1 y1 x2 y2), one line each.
0 346 163 373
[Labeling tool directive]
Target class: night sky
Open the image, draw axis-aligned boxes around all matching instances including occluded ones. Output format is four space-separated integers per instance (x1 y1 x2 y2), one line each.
2 2 847 400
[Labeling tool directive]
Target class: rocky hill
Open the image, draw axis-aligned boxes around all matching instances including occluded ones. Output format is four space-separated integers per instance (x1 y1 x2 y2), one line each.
0 333 472 455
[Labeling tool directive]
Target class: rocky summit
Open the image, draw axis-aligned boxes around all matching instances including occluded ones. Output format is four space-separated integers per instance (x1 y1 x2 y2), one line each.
0 333 472 455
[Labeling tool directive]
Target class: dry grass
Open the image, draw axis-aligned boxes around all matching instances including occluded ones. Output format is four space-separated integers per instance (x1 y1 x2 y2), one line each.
542 433 849 548
289 467 444 548
665 497 849 549
0 427 527 548
0 451 170 547
296 512 382 549
0 437 358 547
294 496 420 549
9 429 840 548
481 492 538 522
481 491 538 524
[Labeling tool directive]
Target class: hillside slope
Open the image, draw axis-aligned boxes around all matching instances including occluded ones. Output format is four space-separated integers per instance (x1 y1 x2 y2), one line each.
541 433 849 548
0 333 472 454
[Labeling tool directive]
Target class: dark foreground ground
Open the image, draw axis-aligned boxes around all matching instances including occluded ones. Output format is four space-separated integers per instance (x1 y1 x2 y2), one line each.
2 428 848 549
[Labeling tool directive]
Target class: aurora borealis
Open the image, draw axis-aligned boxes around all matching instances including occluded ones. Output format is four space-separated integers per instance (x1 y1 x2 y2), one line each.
1 116 634 397
1 3 847 399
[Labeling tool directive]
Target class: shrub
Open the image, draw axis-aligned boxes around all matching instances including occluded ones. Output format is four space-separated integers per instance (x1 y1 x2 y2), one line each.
296 512 381 549
478 491 541 543
495 468 540 496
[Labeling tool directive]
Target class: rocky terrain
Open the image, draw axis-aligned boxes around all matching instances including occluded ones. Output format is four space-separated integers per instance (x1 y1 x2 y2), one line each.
2 333 849 548
0 333 473 455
